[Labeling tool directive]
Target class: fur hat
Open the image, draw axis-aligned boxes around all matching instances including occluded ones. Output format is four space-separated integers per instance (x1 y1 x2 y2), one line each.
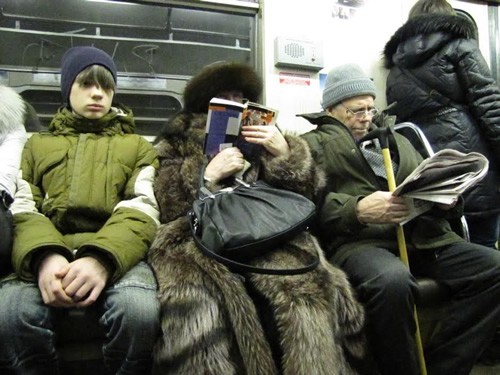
183 62 263 114
60 46 117 104
321 63 376 109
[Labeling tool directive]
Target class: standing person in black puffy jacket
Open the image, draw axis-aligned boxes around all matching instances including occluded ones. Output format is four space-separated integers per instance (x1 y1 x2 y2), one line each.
383 0 500 249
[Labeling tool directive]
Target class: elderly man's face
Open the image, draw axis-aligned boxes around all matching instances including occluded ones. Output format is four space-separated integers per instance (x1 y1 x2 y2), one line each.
327 95 376 141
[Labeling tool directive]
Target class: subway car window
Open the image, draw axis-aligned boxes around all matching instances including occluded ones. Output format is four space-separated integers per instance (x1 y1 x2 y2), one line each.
0 0 259 137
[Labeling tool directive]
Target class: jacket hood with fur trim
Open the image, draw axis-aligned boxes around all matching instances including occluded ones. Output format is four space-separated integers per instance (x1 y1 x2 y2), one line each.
383 14 477 69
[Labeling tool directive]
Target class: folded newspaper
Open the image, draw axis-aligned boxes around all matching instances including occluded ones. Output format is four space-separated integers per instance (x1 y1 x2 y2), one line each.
392 149 489 224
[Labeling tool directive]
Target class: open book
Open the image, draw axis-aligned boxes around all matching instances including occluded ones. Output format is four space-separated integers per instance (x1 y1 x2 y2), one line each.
393 149 489 224
203 97 279 158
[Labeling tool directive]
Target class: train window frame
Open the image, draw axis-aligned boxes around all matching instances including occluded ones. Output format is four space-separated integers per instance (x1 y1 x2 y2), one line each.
0 0 261 138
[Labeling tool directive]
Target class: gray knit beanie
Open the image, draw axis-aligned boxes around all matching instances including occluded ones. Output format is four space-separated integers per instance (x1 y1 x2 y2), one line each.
60 46 117 104
321 63 376 110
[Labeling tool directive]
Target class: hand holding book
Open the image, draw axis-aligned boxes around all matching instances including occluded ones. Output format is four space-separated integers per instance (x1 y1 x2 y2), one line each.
240 123 290 157
203 147 247 183
203 98 279 159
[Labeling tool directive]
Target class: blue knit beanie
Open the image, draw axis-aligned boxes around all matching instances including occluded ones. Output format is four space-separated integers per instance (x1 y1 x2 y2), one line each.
60 46 117 104
321 63 376 110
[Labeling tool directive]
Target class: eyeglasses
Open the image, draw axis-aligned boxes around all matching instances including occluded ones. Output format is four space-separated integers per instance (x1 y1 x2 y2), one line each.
341 103 379 119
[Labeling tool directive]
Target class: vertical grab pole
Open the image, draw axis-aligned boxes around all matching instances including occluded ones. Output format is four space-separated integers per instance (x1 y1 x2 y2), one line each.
381 146 427 375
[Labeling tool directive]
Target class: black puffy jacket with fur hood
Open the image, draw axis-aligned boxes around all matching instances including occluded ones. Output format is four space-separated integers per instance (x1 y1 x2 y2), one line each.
383 14 500 217
148 63 366 375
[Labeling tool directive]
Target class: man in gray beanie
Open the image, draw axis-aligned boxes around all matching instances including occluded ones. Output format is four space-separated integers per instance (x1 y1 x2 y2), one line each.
301 63 500 375
319 63 378 141
321 63 377 112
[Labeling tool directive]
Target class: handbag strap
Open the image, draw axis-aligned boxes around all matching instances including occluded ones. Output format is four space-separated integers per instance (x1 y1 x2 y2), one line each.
188 211 320 275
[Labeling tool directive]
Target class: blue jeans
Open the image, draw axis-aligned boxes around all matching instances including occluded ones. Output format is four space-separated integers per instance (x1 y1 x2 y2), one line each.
338 242 500 375
0 261 160 375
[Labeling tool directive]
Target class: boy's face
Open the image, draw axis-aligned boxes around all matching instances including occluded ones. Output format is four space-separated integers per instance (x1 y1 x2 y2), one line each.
69 80 113 120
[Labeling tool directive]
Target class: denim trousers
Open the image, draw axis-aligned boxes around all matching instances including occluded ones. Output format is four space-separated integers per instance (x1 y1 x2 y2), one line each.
338 241 500 375
0 261 160 375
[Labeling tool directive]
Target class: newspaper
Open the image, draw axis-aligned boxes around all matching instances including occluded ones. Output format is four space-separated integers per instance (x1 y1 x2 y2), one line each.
393 149 489 224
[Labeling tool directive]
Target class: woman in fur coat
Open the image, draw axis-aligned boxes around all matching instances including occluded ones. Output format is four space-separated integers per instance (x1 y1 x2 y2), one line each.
0 85 28 276
148 62 366 375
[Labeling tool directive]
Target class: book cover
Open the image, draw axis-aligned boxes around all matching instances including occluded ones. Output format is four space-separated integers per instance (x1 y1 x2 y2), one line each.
203 98 246 157
203 98 278 158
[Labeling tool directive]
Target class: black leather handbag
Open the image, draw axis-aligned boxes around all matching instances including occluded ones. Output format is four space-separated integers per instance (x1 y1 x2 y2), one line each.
188 180 319 275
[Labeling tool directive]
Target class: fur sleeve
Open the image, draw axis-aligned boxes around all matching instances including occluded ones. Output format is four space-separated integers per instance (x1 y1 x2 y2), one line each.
259 134 325 199
153 116 206 224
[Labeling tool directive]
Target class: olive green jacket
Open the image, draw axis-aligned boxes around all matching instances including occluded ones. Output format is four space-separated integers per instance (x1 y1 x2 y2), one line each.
10 105 159 281
301 114 463 264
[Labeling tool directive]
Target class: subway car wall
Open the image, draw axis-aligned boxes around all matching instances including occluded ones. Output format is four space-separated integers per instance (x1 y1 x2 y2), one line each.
261 0 499 135
0 0 498 138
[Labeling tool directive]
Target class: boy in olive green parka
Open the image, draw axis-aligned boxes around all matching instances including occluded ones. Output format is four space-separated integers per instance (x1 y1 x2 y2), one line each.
0 46 160 375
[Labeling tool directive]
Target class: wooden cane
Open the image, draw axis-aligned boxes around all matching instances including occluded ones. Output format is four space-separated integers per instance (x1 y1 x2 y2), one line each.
381 145 428 375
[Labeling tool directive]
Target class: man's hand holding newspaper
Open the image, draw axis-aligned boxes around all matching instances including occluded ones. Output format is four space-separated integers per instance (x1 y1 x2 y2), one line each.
393 149 489 224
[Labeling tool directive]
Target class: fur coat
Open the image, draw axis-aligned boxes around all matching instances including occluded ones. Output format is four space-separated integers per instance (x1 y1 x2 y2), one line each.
148 111 366 375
